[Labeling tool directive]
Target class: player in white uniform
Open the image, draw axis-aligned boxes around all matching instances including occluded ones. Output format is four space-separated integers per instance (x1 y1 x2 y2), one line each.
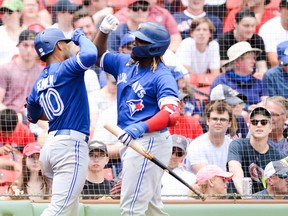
94 15 181 216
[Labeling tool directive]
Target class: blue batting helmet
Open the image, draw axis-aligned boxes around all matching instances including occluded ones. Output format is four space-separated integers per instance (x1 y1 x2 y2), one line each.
129 22 170 58
34 28 71 60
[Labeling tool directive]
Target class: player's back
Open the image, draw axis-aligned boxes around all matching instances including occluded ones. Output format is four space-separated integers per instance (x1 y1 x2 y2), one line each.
30 57 90 135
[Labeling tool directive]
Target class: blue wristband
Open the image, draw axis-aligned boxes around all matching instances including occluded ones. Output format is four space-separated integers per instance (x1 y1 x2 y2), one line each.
124 122 149 139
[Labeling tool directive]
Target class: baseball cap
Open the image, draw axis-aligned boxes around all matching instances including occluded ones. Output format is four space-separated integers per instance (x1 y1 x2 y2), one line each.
178 92 189 101
53 0 81 13
249 107 272 120
89 140 108 156
210 84 244 106
223 41 262 67
171 134 188 152
17 29 37 46
27 24 46 33
120 33 135 47
170 66 185 81
0 0 23 12
196 165 233 186
23 142 42 157
264 160 288 180
277 40 288 65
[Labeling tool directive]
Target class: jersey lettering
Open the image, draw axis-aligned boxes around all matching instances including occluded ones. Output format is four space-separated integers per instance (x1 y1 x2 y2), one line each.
131 81 146 98
117 73 127 84
39 88 64 121
37 75 54 93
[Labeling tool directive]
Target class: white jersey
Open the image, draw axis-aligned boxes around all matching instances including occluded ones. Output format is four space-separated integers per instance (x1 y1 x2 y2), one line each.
186 133 232 173
176 37 220 74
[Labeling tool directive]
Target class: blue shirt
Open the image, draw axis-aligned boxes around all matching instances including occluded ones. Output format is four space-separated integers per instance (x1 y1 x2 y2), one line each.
27 37 97 135
173 11 223 39
210 70 268 107
268 138 288 158
262 65 288 98
101 52 179 129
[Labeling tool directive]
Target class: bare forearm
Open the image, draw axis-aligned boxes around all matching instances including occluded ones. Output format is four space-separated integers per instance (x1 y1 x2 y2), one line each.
93 32 109 66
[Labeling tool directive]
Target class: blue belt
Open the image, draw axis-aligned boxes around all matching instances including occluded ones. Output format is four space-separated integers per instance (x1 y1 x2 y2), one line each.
54 129 89 143
159 128 168 133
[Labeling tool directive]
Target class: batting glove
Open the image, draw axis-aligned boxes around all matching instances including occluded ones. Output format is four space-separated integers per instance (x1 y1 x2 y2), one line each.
118 122 149 146
99 14 119 34
71 28 85 46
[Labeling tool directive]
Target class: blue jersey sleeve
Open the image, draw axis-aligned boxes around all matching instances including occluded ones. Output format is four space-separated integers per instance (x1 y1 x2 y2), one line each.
76 36 98 69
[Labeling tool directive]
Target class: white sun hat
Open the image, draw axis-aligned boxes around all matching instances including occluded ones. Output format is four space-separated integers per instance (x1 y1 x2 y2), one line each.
223 41 262 67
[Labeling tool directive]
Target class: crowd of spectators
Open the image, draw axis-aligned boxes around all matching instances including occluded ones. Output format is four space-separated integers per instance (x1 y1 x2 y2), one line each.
0 0 287 201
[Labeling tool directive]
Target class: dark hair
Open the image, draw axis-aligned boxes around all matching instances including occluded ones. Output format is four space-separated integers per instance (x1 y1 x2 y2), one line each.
72 9 94 28
235 8 256 24
0 109 18 132
19 154 49 199
205 101 237 137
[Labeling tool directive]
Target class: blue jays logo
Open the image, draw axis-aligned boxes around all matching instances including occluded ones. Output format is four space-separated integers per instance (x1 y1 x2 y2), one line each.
126 99 144 116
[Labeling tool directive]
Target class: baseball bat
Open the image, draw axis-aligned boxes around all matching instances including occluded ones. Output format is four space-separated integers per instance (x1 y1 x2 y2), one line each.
104 123 206 201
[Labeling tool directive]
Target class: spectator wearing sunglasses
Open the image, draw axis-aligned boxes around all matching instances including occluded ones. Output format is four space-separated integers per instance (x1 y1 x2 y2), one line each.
0 0 23 65
186 100 236 174
254 160 288 199
161 134 196 199
190 164 233 200
111 0 182 52
263 41 288 99
227 107 282 195
264 96 288 158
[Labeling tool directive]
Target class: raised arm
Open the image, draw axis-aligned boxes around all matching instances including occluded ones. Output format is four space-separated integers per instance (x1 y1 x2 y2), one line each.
93 14 119 66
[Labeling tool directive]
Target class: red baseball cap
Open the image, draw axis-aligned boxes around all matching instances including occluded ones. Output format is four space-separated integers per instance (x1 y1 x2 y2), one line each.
23 142 42 157
196 165 233 186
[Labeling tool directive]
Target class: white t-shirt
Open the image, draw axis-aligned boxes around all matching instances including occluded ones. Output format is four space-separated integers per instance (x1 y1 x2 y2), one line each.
186 133 232 173
0 26 19 65
161 165 196 200
258 16 288 53
176 37 220 74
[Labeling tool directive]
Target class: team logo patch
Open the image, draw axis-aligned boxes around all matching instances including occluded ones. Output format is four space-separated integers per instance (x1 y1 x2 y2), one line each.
126 99 144 116
248 163 264 183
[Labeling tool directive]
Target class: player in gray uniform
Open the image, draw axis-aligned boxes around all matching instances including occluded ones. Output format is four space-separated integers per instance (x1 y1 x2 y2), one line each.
94 15 181 216
26 28 97 216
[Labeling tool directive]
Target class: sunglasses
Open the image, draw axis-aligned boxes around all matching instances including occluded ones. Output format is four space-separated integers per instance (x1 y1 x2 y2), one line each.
172 148 184 157
129 5 149 12
209 117 229 123
275 173 288 179
123 45 134 50
250 119 269 126
0 9 13 15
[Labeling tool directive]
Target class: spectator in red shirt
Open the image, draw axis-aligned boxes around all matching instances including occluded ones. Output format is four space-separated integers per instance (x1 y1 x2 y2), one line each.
0 109 36 155
169 92 203 140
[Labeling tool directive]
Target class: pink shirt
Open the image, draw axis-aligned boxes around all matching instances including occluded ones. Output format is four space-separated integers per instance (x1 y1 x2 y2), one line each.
0 60 43 113
114 5 180 35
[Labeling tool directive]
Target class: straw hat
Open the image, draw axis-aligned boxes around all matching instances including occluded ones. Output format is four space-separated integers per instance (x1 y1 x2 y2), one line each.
223 41 262 67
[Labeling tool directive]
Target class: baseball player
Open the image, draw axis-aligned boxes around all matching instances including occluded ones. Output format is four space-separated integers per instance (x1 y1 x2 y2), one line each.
25 28 97 216
94 15 180 216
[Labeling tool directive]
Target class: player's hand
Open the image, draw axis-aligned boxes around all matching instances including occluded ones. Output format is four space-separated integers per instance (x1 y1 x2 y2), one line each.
71 28 85 46
118 122 148 146
99 14 119 34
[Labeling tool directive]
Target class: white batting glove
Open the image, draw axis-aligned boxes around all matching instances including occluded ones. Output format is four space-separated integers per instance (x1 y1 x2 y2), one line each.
118 132 133 147
99 14 119 34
